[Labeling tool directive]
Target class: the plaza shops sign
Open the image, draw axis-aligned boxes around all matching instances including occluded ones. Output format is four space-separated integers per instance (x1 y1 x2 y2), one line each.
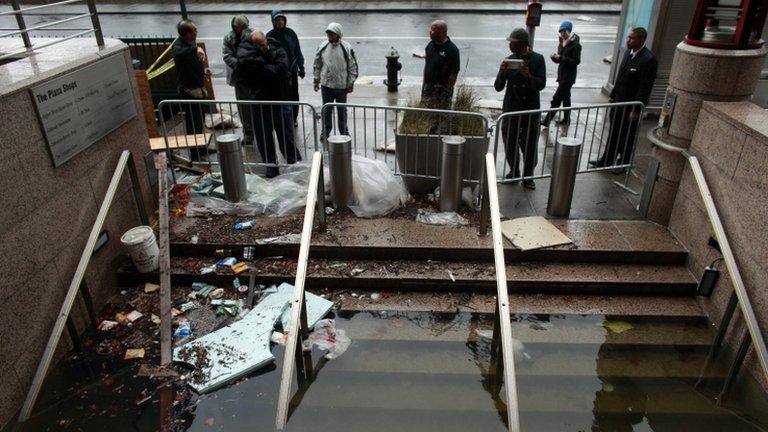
30 54 137 167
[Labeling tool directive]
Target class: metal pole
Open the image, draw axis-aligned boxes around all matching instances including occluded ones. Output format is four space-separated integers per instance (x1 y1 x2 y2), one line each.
439 136 465 212
717 331 752 406
155 153 173 366
327 135 353 210
10 0 32 48
127 153 150 226
179 0 188 19
695 291 739 389
547 137 581 217
216 134 248 202
85 0 104 47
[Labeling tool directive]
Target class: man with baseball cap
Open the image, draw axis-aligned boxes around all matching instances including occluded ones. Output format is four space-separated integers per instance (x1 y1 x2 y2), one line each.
495 27 546 189
542 20 581 127
313 22 359 139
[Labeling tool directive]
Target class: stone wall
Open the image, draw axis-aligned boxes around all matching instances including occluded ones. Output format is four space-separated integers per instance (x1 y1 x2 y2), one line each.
667 100 768 389
0 42 152 427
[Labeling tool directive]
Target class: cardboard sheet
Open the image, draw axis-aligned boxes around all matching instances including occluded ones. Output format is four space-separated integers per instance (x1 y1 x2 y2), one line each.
500 216 572 251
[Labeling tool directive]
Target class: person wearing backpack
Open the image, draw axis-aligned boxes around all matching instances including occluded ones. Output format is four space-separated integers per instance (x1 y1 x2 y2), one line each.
313 22 359 139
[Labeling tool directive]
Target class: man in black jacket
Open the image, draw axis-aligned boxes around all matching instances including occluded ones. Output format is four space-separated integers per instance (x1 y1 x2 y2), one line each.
236 30 301 177
267 10 305 125
173 19 210 160
543 21 581 127
590 27 657 168
495 28 546 190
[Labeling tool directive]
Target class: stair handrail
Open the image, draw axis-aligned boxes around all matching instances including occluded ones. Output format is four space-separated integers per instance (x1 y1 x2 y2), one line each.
483 153 522 432
17 150 148 423
647 126 768 385
275 150 326 430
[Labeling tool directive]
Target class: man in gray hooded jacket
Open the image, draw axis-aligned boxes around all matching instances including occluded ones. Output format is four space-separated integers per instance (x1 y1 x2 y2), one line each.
313 22 358 139
222 15 254 142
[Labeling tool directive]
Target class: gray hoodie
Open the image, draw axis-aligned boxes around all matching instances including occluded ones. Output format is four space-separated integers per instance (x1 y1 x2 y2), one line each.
313 23 358 89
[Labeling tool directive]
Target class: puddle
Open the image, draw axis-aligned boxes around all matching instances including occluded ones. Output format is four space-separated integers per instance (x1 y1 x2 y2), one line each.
16 311 768 432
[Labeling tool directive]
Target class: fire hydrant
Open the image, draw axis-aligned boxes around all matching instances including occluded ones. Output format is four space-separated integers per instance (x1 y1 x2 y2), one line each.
384 47 401 92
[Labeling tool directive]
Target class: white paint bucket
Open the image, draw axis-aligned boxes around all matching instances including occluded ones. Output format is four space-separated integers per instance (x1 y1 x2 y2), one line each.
120 226 159 273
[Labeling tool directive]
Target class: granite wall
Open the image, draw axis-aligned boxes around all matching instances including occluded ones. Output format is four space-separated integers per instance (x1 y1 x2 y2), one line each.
0 40 152 427
667 100 768 391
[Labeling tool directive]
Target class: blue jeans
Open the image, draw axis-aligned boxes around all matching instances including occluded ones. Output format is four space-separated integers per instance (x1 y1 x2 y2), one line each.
321 86 349 138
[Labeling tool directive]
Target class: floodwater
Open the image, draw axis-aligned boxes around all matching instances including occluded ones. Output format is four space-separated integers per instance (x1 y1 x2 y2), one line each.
18 311 768 431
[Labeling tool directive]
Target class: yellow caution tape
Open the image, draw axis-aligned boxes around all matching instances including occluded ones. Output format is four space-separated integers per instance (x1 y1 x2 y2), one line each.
147 58 175 81
146 37 178 75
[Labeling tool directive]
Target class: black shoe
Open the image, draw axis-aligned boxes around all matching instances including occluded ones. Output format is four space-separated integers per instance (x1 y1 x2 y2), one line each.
540 115 551 128
588 159 606 168
522 179 536 190
556 119 570 126
505 172 521 180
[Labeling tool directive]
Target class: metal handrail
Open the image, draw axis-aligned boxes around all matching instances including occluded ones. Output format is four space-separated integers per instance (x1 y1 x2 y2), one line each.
0 12 92 38
0 29 95 61
647 126 768 385
17 150 148 423
483 153 522 432
275 151 326 430
0 0 85 16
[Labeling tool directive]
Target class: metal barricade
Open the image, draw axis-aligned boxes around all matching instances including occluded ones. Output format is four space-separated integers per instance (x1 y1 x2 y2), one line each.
491 101 645 184
321 102 491 194
156 99 319 176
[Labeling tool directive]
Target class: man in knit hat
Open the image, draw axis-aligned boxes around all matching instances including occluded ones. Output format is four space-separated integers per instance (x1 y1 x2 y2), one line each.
267 10 305 125
542 20 581 127
313 22 358 139
495 27 546 190
222 15 253 142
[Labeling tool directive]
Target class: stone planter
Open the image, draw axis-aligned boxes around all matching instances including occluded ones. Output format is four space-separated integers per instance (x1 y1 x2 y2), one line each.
394 133 488 194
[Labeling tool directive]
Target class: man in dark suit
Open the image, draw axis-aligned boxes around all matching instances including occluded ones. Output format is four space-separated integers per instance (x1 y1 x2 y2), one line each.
590 27 657 168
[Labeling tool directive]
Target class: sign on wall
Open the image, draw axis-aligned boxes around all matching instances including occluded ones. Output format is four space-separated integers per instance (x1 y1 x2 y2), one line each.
30 54 138 168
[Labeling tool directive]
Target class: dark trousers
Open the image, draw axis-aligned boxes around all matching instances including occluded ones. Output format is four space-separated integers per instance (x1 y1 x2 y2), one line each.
179 88 206 134
254 104 302 177
289 72 300 123
501 114 540 179
543 81 573 125
234 84 254 142
596 106 639 166
321 86 348 138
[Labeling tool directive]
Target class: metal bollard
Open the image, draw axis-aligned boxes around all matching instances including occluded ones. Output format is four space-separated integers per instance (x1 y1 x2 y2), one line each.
547 137 582 217
439 136 465 212
216 134 248 202
328 135 353 210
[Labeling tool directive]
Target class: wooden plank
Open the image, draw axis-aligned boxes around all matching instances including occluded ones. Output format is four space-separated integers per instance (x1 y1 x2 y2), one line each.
155 152 172 365
150 133 210 151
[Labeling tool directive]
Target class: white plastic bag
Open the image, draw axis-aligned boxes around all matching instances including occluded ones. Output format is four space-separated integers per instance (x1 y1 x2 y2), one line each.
348 155 410 217
416 208 469 226
301 319 351 359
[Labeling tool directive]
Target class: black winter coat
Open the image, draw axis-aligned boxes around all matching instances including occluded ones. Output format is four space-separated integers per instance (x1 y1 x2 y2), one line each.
267 11 305 75
235 37 290 101
552 34 581 84
610 47 658 106
494 51 547 112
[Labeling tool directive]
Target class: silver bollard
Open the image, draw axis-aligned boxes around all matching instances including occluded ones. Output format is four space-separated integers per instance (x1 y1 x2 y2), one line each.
328 135 353 210
439 136 465 212
216 134 248 203
547 137 582 217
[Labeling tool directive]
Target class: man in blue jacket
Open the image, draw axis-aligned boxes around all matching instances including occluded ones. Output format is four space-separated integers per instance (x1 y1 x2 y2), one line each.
495 28 546 189
267 10 305 126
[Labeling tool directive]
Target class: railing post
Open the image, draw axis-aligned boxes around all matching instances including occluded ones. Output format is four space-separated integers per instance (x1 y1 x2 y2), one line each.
717 331 752 406
478 164 490 237
85 0 104 47
79 281 98 329
10 0 32 49
127 153 150 226
696 291 739 389
316 154 327 232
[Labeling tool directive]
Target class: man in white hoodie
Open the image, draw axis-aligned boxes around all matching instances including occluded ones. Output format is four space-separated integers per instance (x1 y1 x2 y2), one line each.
313 22 358 139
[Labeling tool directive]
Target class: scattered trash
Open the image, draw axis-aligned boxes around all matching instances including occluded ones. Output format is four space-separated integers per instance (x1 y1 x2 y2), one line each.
230 262 249 275
151 314 161 325
271 331 287 345
348 155 410 217
124 348 145 360
204 112 241 129
242 246 256 260
234 221 255 230
302 319 351 360
602 55 613 64
216 257 237 269
500 216 572 251
325 206 335 215
374 139 396 153
370 293 381 301
208 288 224 300
126 310 143 323
576 15 595 22
602 383 615 392
351 293 358 297
200 265 216 275
204 417 215 427
144 283 159 293
349 268 366 277
178 302 198 313
190 235 200 244
211 299 238 307
601 320 634 334
412 50 426 58
137 364 178 378
256 234 302 244
447 270 456 282
98 320 119 331
416 208 469 226
174 320 192 338
215 249 233 257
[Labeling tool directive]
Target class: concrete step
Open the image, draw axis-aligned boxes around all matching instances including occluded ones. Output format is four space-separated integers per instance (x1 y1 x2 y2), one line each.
170 217 689 265
118 258 698 296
